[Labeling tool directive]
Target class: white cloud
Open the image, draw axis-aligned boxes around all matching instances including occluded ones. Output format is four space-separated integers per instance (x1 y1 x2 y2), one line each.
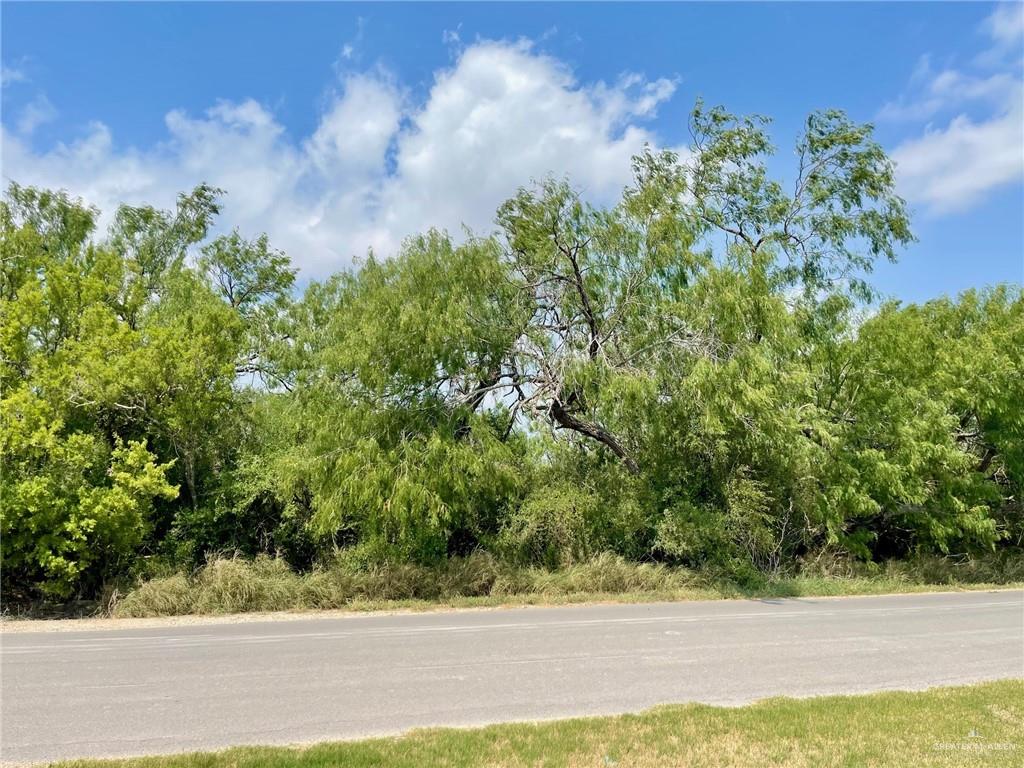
336 17 367 67
980 2 1024 55
16 93 57 135
0 40 677 276
887 5 1024 213
305 74 402 177
372 41 676 250
441 27 461 46
1 65 27 88
879 67 1017 122
892 101 1023 212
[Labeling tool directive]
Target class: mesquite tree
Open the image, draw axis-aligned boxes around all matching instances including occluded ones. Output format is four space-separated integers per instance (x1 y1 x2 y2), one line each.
487 103 912 474
7 101 1019 596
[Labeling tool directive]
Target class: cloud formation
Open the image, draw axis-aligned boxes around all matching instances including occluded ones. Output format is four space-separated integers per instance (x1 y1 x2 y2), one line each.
15 93 56 135
1 40 675 275
1 65 27 88
888 5 1024 213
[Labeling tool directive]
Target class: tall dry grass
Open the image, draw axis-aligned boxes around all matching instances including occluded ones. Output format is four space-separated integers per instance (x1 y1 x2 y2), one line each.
111 553 705 617
110 550 1024 618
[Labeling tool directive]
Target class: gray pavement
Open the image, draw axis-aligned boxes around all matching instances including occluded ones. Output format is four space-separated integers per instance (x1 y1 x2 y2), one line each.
2 590 1022 763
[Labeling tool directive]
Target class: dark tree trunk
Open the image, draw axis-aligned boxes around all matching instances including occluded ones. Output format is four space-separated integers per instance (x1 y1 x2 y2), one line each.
549 398 640 474
454 369 501 438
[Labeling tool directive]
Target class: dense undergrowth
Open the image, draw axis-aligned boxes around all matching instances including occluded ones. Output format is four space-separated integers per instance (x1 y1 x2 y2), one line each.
102 551 1024 618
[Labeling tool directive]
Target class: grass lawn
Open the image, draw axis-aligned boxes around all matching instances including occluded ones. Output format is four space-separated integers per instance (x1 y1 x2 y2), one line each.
52 680 1024 768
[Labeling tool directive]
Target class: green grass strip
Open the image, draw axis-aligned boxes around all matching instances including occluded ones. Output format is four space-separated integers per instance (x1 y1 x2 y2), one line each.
54 680 1024 768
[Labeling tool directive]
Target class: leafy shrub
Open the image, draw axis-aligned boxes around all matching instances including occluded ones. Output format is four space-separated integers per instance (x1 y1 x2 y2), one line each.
653 500 728 566
0 395 178 598
498 485 596 568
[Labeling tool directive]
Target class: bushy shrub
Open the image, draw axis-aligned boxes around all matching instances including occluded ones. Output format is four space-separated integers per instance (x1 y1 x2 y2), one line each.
653 501 729 566
498 485 596 568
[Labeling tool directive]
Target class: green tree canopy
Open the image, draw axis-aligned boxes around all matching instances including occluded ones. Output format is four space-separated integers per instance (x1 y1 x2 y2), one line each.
2 101 1019 599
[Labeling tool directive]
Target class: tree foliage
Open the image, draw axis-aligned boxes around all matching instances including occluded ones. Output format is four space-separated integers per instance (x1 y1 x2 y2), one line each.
2 103 1020 599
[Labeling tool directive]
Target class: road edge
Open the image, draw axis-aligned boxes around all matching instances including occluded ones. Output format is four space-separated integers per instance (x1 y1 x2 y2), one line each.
3 585 1021 634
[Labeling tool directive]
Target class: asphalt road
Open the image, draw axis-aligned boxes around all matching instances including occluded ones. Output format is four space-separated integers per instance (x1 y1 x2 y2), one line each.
2 590 1022 763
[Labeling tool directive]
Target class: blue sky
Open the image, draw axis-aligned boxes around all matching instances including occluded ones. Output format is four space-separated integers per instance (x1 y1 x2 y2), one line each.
2 2 1022 302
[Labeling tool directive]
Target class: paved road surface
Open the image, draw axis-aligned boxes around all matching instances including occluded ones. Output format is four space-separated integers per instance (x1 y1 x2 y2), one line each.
2 590 1022 763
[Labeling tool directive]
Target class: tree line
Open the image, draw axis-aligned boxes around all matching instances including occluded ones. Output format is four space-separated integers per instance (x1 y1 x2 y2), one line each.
2 103 1021 600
